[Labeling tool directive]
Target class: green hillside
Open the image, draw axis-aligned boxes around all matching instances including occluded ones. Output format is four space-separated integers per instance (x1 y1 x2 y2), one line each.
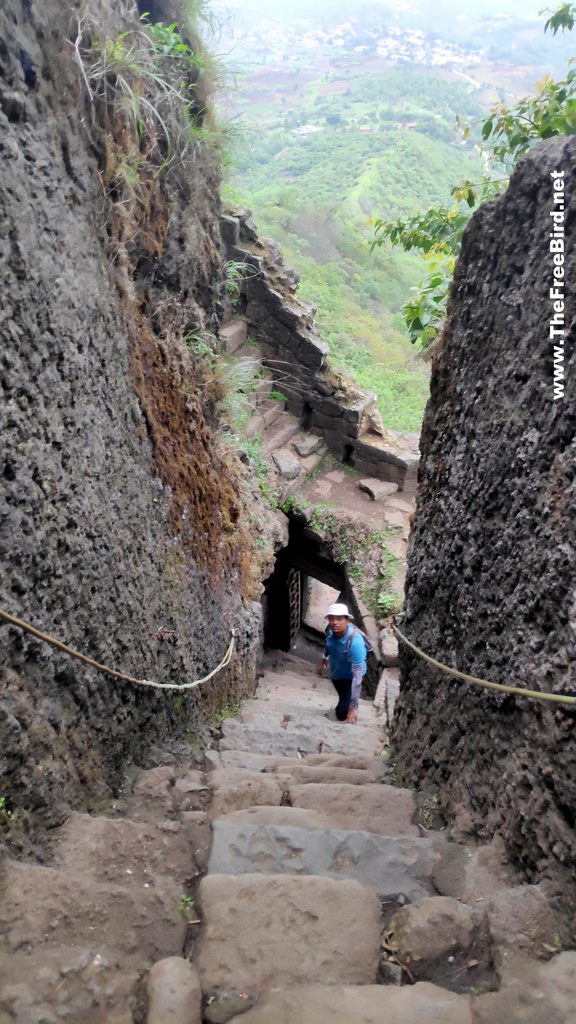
226 64 486 431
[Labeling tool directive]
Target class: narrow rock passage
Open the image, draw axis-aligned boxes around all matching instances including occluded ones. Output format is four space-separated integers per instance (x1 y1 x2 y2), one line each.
1 652 575 1023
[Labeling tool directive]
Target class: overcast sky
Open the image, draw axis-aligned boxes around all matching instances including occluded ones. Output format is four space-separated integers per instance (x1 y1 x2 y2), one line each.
221 0 547 21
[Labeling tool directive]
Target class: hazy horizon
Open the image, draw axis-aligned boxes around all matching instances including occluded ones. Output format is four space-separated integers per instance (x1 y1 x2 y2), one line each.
221 0 547 24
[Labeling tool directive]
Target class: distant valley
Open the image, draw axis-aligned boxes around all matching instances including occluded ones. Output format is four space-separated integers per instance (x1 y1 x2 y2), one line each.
219 1 572 430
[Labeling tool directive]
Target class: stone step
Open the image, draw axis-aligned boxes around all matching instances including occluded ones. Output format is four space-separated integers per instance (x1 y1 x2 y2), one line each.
0 860 185 965
259 398 287 429
300 450 326 474
220 319 247 354
222 983 473 1024
244 400 286 440
292 433 324 457
286 782 419 838
201 767 285 818
218 720 385 760
53 811 196 884
261 418 301 453
207 750 389 778
0 945 140 1023
271 446 304 481
211 782 418 839
254 373 274 406
194 874 381 992
208 820 436 902
236 699 377 729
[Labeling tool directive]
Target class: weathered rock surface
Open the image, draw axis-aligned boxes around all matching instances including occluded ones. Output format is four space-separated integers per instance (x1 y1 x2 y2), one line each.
392 134 576 917
202 768 284 817
208 820 435 900
0 0 268 850
194 874 381 991
0 860 185 964
472 951 576 1023
146 958 202 1024
388 896 494 993
287 782 419 836
0 946 140 1023
218 721 383 758
225 983 473 1024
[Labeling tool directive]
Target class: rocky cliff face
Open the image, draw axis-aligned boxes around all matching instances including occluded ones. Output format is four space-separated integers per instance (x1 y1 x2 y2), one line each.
392 136 576 919
0 0 272 852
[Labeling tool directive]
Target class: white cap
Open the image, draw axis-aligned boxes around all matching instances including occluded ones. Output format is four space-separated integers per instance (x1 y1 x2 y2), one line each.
325 603 352 618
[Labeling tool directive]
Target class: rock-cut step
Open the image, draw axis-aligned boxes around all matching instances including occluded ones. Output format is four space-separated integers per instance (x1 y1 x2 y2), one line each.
261 416 301 454
194 874 382 992
217 718 384 760
208 819 437 903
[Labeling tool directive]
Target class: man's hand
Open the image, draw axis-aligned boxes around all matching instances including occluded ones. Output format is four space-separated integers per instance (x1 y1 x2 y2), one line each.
317 657 328 678
346 708 358 725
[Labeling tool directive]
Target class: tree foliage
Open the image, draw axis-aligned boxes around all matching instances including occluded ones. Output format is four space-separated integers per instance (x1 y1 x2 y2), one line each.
374 4 576 350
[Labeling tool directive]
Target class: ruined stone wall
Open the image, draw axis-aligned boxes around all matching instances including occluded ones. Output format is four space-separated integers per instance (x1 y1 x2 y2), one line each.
392 136 576 913
0 0 271 852
222 211 420 492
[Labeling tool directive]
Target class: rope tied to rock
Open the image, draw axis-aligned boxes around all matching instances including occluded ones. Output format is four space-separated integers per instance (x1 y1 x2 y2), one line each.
393 623 576 707
0 608 235 692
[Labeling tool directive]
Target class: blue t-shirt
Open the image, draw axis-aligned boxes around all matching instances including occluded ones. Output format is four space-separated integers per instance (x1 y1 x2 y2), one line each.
325 625 367 680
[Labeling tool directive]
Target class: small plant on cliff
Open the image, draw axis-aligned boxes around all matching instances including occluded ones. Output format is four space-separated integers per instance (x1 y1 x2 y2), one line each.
211 357 261 432
72 8 232 185
223 259 254 300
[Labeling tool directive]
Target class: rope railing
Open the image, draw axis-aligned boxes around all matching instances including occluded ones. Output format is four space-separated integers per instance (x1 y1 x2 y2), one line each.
392 623 576 707
0 608 235 692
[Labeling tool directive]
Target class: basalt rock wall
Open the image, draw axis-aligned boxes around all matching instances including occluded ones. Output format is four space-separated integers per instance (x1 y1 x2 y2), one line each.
0 0 272 853
392 137 576 917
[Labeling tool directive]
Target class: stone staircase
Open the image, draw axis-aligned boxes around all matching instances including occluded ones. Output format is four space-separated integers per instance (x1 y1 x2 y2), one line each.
1 653 574 1022
225 330 328 501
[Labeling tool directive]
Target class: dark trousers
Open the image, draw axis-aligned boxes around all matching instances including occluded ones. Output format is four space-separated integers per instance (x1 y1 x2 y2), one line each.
332 678 352 721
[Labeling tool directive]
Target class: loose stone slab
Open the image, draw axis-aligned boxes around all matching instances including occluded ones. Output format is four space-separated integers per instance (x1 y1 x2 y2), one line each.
208 820 436 901
293 434 323 457
271 448 302 480
358 479 399 501
194 874 381 991
225 983 473 1024
287 783 420 837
